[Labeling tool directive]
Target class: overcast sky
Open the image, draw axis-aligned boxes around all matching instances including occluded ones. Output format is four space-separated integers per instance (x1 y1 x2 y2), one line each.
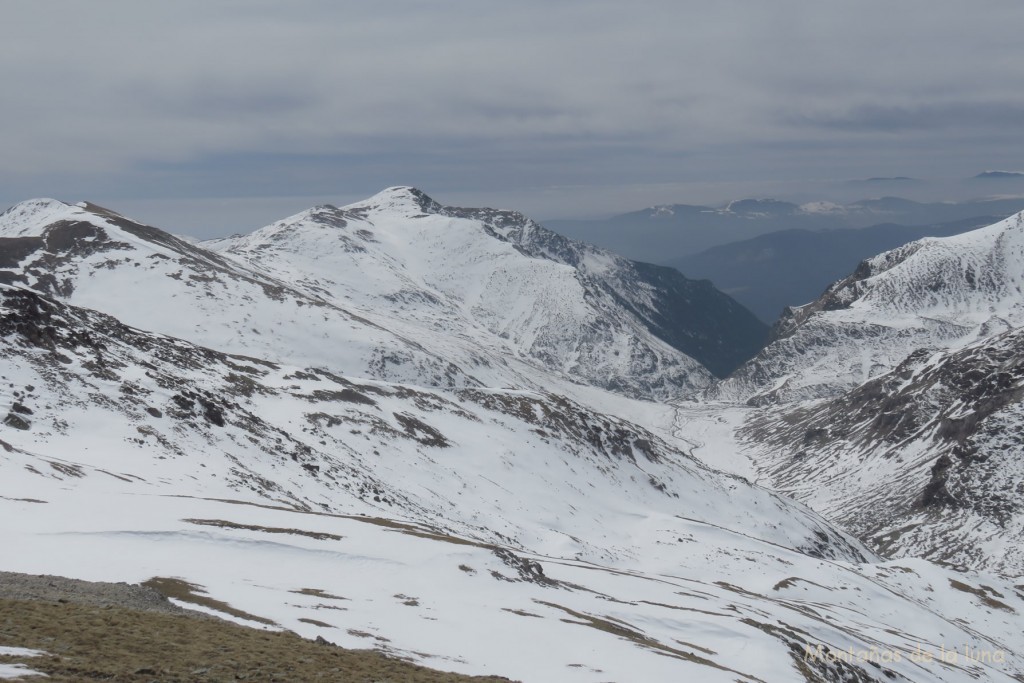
3 1 1024 237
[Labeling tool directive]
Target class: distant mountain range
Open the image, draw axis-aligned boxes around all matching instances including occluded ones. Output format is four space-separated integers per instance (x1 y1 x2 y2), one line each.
975 170 1024 179
543 195 1024 264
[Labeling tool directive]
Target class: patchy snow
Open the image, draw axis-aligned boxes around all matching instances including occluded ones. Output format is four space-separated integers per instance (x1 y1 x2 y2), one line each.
0 648 46 680
0 665 46 680
0 651 43 660
0 280 1021 681
741 326 1024 576
2 484 1022 682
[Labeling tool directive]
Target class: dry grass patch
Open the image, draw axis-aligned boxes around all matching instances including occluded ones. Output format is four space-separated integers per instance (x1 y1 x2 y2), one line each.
290 587 348 601
183 518 344 541
948 579 1016 612
141 577 276 626
0 596 515 682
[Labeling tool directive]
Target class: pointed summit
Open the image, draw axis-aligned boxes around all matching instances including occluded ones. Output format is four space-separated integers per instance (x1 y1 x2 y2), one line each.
0 198 75 237
344 186 443 216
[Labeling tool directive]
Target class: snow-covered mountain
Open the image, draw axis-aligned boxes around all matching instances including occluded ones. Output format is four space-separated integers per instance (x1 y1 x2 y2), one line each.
715 211 1024 404
4 191 1024 681
0 280 862 567
205 187 766 391
694 211 1024 578
0 197 482 389
667 216 998 323
4 282 1024 682
0 190 766 400
740 325 1024 577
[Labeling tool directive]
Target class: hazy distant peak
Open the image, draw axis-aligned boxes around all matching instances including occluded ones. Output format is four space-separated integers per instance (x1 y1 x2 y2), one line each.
797 200 845 214
975 170 1024 179
722 198 799 218
847 176 920 184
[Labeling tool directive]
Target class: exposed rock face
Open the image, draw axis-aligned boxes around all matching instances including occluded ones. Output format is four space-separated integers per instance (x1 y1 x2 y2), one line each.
742 327 1024 575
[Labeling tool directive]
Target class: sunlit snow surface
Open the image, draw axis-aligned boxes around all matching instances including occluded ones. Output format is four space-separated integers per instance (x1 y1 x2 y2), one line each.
0 190 712 400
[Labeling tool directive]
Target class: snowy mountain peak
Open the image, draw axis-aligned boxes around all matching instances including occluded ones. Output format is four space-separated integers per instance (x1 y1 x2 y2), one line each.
0 188 767 397
344 185 443 216
0 198 77 237
2 197 71 215
206 188 767 393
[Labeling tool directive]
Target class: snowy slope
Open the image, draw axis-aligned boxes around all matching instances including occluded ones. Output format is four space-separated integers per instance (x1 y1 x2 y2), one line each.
0 282 864 568
740 326 1024 577
3 283 1023 682
714 211 1024 404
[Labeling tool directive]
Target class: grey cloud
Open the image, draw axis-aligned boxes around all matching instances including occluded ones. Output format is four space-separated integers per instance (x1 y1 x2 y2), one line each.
2 0 1024 232
124 80 321 119
794 102 1024 133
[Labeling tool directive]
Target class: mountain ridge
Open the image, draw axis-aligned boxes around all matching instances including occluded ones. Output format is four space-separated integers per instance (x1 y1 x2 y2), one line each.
203 186 766 392
711 210 1024 404
741 325 1024 576
667 216 999 323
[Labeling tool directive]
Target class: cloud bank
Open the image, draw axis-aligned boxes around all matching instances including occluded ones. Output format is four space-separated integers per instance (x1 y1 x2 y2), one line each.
3 1 1024 235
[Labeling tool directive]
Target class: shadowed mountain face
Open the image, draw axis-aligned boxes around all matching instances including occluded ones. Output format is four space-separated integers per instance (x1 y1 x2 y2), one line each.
668 217 997 323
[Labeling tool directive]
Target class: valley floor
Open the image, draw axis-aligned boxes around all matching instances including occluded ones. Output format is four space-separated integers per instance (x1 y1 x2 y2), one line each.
670 401 759 481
